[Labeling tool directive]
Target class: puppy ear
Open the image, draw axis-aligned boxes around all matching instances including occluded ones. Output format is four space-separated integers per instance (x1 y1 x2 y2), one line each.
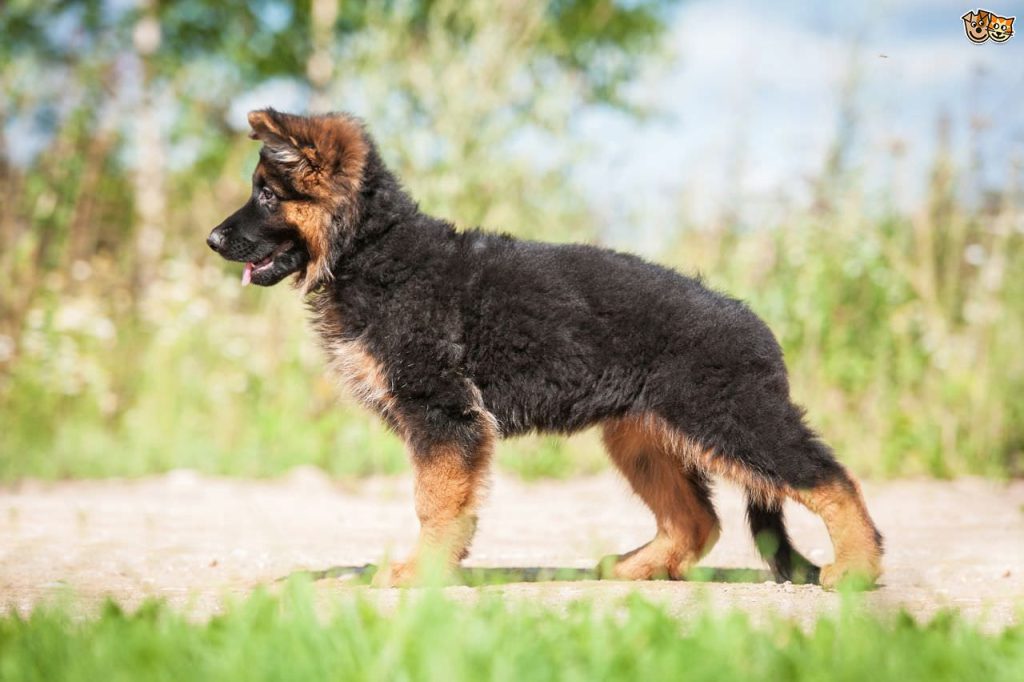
247 109 294 148
247 109 321 172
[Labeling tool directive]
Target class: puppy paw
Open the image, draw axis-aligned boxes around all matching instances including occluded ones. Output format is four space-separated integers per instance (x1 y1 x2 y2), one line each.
372 560 418 588
819 562 880 591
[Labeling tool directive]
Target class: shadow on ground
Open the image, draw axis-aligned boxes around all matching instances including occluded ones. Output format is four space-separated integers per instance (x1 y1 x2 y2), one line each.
280 564 778 587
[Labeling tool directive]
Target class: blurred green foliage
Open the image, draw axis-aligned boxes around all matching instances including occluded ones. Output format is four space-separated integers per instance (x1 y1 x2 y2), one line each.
1 583 1023 681
0 0 677 480
661 203 1024 477
2 0 667 77
1 1 1022 481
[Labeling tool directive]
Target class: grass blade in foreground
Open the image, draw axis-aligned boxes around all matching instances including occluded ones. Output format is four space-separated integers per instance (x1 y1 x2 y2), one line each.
1 583 1022 681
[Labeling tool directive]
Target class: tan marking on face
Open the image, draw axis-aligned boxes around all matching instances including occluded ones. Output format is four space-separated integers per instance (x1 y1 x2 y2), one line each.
253 161 289 199
280 200 333 285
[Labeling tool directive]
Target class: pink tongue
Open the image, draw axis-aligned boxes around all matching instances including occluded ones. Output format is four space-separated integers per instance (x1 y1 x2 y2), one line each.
241 262 253 286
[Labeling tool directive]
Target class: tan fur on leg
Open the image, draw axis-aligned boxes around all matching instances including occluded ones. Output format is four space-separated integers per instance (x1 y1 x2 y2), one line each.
790 475 882 588
375 428 493 587
602 416 720 580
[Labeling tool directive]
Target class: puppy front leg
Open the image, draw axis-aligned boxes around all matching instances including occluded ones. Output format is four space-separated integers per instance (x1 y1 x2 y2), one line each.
374 432 492 587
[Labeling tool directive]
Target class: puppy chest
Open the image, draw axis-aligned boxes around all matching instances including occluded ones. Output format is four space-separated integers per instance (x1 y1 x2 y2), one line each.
324 339 394 410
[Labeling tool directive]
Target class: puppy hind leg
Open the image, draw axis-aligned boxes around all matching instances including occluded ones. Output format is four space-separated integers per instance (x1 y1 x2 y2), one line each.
601 416 720 580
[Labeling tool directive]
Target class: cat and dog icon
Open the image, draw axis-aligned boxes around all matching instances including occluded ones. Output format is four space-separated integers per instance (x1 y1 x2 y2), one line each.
962 9 1015 42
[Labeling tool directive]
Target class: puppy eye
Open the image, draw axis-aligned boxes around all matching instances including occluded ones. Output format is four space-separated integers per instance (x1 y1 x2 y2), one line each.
259 186 276 204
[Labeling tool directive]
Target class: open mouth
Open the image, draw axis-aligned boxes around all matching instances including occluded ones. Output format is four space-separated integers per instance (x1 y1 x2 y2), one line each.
241 240 293 286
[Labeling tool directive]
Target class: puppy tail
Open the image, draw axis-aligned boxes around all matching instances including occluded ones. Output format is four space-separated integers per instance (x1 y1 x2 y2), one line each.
746 497 819 584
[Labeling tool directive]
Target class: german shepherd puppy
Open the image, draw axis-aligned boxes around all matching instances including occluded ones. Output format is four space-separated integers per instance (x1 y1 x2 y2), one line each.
208 110 883 589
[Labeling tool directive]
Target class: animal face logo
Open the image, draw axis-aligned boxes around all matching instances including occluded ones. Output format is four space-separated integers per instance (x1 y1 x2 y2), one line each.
988 13 1014 41
963 9 1014 42
962 10 991 42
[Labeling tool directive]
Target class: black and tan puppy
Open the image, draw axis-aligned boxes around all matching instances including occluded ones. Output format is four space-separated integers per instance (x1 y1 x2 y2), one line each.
208 110 883 589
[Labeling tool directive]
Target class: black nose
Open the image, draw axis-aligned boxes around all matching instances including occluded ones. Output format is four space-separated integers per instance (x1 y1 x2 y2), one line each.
207 229 226 252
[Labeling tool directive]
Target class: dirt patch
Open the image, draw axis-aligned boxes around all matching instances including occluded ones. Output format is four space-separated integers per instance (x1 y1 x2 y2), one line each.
1 470 1022 627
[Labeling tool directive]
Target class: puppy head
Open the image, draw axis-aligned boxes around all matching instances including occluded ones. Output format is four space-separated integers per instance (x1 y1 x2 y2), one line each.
207 109 369 290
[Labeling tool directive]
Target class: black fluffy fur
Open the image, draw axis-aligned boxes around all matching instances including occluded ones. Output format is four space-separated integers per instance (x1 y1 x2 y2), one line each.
210 119 881 582
324 141 843 580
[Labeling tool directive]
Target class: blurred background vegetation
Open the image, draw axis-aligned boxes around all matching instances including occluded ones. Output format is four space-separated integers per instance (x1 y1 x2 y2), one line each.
1 0 1021 481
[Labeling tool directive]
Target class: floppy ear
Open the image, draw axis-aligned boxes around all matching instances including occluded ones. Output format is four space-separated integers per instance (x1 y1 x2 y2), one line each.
247 109 321 173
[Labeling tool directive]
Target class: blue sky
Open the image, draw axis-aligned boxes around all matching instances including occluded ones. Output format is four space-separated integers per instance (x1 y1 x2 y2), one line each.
574 0 1024 244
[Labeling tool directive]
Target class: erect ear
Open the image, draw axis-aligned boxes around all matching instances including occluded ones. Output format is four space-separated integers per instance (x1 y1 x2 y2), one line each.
247 109 321 173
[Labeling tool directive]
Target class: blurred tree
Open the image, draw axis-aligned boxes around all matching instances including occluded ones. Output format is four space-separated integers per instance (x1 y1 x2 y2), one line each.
0 0 689 481
2 0 674 137
0 0 680 357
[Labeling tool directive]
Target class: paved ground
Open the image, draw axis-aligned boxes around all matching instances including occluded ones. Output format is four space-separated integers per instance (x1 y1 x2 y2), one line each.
1 469 1022 628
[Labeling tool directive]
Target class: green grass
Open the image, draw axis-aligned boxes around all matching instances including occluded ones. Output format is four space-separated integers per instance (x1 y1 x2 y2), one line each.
2 583 1022 681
